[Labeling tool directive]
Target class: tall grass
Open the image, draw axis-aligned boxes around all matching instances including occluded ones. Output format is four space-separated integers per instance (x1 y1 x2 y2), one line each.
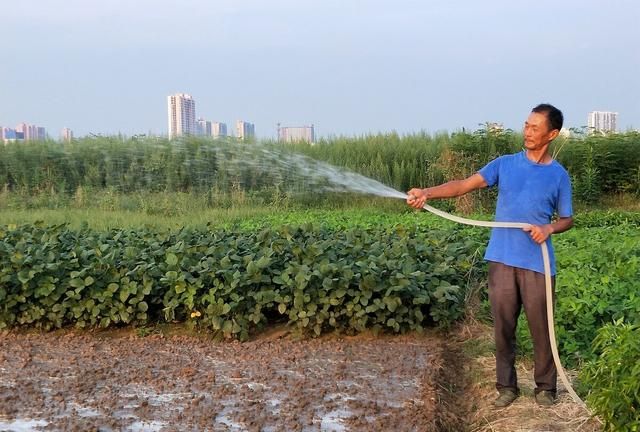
0 128 638 213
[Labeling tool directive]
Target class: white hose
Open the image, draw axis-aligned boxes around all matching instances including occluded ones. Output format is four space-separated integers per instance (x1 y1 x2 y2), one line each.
419 203 586 408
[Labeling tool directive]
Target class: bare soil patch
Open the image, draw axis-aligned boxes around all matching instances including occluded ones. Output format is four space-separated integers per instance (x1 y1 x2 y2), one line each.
0 327 464 431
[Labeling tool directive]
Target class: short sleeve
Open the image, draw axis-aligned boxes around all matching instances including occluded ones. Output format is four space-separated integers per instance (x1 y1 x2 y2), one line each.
478 157 501 188
557 172 573 217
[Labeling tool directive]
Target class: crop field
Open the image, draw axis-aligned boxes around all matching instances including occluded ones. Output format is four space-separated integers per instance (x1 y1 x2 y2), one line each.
0 132 639 430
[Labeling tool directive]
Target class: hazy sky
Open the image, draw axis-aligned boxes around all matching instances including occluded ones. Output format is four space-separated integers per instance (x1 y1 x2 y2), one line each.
1 0 638 138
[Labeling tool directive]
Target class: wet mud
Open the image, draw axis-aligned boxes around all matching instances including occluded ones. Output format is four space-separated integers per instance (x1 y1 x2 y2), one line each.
0 329 460 431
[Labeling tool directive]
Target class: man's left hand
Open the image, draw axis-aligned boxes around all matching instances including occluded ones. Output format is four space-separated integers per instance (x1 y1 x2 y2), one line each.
523 224 553 244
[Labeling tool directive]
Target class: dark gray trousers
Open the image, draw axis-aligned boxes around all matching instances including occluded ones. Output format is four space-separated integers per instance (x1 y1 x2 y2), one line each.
488 262 557 395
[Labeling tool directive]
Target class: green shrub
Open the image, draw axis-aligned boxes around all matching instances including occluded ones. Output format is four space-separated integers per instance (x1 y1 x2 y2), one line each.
579 321 640 431
553 227 640 366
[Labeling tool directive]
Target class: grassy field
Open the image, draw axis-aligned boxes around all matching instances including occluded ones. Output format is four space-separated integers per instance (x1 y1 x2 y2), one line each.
1 190 636 231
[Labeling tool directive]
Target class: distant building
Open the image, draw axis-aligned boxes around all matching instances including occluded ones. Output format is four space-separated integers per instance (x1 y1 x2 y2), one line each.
16 123 31 140
16 122 42 141
196 118 227 138
212 122 227 138
61 127 74 142
588 111 618 134
196 118 212 136
1 127 17 144
277 124 315 143
9 123 45 141
235 120 255 140
167 93 197 138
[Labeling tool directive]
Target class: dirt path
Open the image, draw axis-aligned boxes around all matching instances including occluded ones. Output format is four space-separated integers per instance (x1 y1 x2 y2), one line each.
0 328 462 432
457 322 603 432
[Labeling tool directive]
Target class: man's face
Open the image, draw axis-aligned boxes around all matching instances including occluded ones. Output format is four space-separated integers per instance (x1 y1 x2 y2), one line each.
523 112 557 151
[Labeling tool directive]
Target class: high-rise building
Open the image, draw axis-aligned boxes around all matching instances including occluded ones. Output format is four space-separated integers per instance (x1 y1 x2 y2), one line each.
212 122 227 138
235 120 255 140
16 123 29 140
277 124 315 143
61 128 74 142
15 123 28 139
167 93 197 138
14 123 45 141
1 127 17 144
588 111 618 134
196 118 212 136
197 118 227 138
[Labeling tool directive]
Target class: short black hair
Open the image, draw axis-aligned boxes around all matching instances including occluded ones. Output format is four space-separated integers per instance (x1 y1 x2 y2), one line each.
532 103 563 131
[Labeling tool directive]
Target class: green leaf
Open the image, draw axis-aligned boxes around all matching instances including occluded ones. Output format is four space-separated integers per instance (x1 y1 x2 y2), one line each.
384 296 398 312
69 278 84 288
222 320 233 334
166 253 178 266
174 281 186 294
256 256 271 269
17 270 34 284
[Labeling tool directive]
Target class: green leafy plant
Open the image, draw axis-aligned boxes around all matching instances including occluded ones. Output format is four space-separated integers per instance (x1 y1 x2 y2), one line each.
0 222 481 340
579 321 640 431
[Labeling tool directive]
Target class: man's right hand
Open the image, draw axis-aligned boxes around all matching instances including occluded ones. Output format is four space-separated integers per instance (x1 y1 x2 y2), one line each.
406 188 428 209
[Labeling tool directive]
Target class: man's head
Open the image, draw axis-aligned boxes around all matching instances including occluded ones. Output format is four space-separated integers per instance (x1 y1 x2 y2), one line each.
532 103 563 131
524 103 563 151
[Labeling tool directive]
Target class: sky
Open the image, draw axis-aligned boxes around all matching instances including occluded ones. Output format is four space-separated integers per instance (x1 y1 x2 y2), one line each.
1 0 638 139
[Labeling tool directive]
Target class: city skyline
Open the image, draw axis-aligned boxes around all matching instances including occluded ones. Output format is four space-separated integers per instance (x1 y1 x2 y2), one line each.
2 103 635 142
1 122 47 143
1 1 638 138
3 91 636 140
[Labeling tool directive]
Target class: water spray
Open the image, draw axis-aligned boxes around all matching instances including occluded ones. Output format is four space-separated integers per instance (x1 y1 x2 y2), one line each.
211 143 586 406
42 138 586 407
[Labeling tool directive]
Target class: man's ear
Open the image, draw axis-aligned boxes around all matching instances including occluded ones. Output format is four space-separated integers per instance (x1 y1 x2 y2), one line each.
548 129 560 142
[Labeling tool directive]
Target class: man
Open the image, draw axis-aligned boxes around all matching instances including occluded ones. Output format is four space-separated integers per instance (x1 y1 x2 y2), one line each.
407 104 573 408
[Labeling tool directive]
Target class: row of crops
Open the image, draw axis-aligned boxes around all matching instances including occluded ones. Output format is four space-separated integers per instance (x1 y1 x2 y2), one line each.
1 213 638 429
0 222 476 336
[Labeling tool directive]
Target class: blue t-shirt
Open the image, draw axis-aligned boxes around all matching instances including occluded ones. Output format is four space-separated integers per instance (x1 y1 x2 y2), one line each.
478 151 573 275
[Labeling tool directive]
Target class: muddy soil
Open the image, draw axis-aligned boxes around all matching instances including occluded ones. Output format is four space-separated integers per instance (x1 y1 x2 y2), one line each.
0 328 461 431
